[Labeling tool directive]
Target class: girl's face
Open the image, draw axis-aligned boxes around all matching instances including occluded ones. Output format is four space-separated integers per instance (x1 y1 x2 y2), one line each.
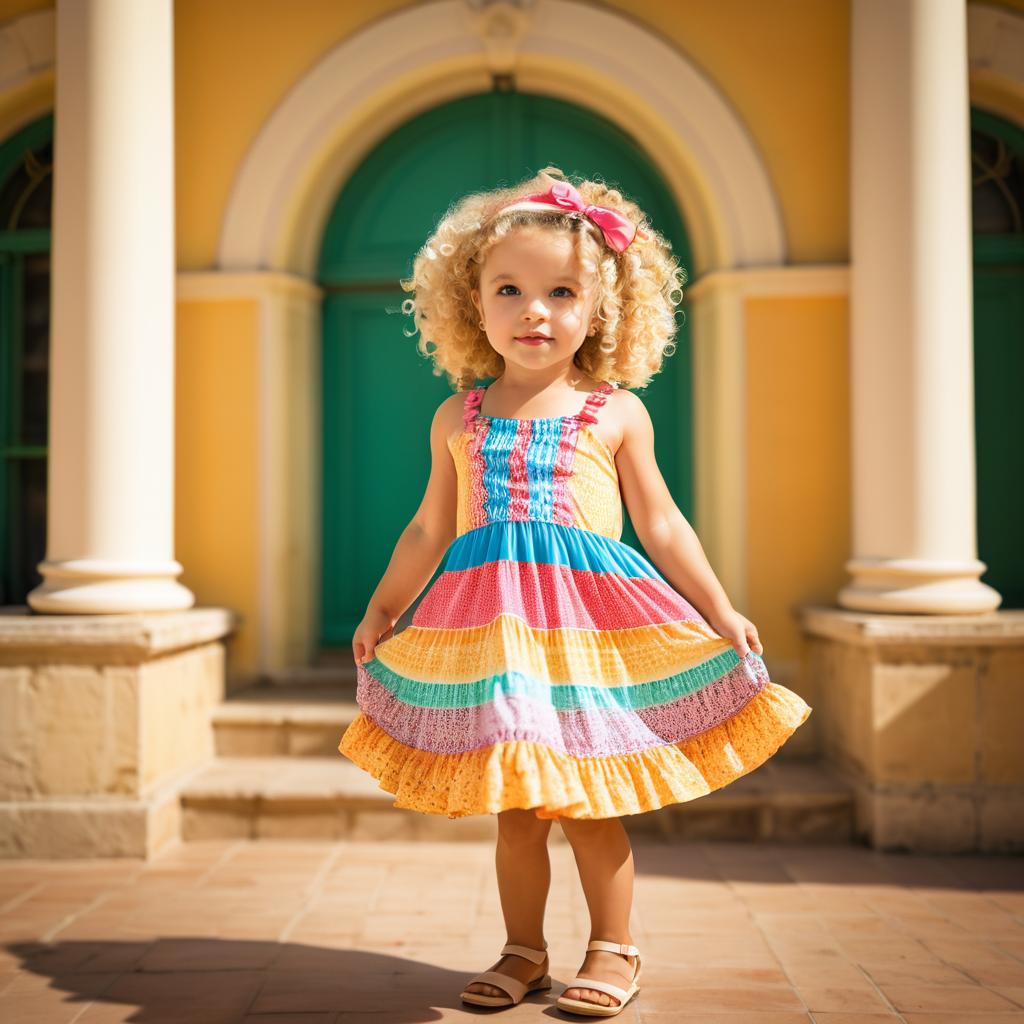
471 227 599 371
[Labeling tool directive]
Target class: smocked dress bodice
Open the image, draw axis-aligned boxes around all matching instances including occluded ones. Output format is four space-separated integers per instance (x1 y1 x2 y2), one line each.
447 380 623 540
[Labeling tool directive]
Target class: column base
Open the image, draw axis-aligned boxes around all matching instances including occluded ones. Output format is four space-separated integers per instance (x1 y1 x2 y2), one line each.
27 558 195 613
840 557 1002 614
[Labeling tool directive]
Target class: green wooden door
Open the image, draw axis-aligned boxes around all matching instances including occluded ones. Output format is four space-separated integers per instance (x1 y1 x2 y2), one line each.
971 109 1024 608
317 91 693 647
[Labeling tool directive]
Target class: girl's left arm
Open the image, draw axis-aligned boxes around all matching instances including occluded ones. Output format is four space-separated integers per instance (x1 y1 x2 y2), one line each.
613 391 763 659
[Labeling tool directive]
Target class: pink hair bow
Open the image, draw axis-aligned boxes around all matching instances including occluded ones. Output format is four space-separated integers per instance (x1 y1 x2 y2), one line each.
499 180 645 253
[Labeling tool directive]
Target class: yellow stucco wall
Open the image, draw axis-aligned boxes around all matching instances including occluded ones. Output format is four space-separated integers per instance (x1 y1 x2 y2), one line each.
175 299 261 675
746 294 851 665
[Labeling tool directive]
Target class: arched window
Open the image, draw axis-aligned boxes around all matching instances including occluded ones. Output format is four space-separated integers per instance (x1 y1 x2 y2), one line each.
0 113 52 606
970 108 1024 608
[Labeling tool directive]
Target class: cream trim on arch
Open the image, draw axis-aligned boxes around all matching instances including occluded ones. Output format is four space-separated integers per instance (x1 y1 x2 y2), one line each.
0 8 54 141
967 2 1024 124
218 0 787 276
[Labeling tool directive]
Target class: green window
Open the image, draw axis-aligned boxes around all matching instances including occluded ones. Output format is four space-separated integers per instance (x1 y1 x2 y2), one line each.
0 113 52 607
971 108 1024 608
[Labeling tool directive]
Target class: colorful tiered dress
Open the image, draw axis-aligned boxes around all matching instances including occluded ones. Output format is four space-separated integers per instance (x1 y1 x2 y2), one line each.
338 380 812 819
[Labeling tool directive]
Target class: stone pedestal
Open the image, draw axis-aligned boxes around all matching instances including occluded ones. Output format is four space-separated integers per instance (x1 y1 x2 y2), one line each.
0 608 236 858
800 605 1024 853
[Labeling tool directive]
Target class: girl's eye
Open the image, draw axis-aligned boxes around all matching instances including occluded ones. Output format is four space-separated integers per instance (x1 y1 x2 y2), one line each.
496 285 575 297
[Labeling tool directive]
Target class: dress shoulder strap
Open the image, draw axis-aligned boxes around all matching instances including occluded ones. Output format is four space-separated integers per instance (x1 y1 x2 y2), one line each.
577 380 616 424
462 386 485 428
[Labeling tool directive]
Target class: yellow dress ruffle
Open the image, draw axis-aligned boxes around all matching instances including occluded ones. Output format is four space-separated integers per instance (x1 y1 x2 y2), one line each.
338 681 812 820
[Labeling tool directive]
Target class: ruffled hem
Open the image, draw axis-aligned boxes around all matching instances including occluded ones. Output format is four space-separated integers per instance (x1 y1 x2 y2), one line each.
338 682 812 820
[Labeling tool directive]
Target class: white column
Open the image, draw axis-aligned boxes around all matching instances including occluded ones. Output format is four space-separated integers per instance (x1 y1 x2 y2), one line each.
28 0 193 614
841 0 1000 614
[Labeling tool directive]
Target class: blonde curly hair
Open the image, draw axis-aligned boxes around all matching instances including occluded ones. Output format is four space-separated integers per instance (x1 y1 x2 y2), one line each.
400 166 687 391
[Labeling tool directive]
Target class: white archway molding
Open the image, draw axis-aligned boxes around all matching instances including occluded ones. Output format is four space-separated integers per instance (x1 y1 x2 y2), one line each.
0 8 54 141
219 0 786 276
968 2 1024 124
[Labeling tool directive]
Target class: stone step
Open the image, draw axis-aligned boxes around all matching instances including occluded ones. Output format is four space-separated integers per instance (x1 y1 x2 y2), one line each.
259 662 358 690
179 755 856 844
258 618 408 689
214 682 357 756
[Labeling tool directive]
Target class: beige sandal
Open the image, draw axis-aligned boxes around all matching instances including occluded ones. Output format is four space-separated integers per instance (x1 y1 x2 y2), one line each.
556 939 642 1017
460 941 552 1007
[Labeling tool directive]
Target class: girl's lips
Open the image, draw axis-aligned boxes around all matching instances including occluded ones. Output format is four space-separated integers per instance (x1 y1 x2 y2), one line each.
516 335 550 346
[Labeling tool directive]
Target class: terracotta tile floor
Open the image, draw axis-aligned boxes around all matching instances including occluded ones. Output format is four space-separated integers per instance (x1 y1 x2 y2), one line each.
1 837 1022 1023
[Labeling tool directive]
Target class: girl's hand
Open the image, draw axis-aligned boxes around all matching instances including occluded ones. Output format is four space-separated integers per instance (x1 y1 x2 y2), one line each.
707 605 763 659
352 608 397 666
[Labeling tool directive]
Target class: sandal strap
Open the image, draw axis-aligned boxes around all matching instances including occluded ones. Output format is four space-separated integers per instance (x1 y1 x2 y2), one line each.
566 975 631 1001
501 942 548 964
466 970 528 1002
586 939 640 957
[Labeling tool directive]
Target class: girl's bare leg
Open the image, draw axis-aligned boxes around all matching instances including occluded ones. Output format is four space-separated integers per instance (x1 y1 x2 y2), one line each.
558 815 639 1009
463 808 553 997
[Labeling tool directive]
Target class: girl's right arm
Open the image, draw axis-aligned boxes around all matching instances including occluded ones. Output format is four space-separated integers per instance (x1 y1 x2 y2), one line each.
351 394 463 665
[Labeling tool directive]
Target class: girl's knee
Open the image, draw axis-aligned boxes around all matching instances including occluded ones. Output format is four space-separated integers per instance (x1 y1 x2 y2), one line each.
558 814 627 841
497 808 552 845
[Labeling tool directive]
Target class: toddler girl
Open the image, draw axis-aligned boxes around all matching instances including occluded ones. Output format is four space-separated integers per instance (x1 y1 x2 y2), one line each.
340 166 812 1017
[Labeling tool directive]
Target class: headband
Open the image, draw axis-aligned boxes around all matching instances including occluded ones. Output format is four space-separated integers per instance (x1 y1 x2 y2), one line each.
497 180 644 253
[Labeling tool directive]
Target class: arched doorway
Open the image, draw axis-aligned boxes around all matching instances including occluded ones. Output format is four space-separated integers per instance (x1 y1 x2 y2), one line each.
317 90 693 647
